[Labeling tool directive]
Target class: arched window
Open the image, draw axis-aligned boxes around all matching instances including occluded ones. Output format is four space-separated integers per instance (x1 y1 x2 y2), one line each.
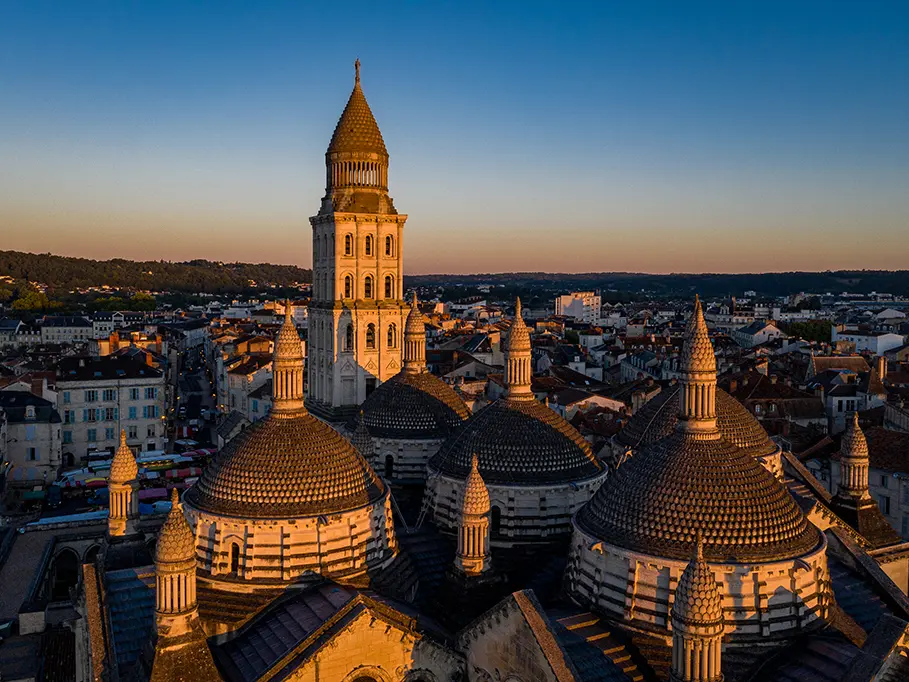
364 276 373 299
385 235 394 256
384 275 393 299
344 275 353 299
490 506 502 537
387 324 397 348
385 454 394 480
366 324 376 349
344 234 353 256
365 235 373 256
345 324 353 351
230 543 240 575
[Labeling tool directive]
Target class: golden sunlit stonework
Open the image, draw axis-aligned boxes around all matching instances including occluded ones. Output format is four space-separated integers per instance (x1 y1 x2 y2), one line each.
70 63 909 682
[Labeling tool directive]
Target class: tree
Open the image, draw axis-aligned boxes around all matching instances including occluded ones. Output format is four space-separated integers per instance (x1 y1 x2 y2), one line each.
130 292 156 311
11 290 52 311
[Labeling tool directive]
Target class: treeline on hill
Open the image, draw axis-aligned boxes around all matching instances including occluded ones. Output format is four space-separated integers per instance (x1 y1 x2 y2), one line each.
0 251 313 295
409 271 909 297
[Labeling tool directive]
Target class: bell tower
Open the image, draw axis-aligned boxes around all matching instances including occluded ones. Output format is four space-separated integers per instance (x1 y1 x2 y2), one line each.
308 60 408 421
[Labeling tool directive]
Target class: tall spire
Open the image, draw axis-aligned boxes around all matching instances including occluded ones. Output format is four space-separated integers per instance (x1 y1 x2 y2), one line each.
670 537 725 682
403 292 427 373
455 455 492 576
505 297 533 400
108 430 139 537
678 296 720 437
354 57 361 84
837 412 871 500
271 300 306 417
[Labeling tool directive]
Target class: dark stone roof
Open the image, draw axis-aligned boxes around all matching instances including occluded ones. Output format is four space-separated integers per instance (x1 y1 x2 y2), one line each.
616 385 779 460
185 412 385 518
354 371 470 439
0 392 60 424
429 397 603 485
56 356 163 382
577 429 822 562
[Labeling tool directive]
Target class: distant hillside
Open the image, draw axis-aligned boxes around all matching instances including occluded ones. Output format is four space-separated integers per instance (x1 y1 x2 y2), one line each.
409 270 909 298
0 251 312 294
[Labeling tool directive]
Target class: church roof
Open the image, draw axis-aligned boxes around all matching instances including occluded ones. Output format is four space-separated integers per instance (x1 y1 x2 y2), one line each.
615 386 779 460
184 413 385 518
577 427 821 562
355 370 470 439
430 396 603 485
327 61 388 158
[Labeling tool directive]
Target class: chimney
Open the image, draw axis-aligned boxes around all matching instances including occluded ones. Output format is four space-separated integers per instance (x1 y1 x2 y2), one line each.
878 355 887 380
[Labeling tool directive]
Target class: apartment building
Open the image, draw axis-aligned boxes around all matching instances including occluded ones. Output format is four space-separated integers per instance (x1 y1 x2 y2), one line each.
555 291 601 324
55 356 166 457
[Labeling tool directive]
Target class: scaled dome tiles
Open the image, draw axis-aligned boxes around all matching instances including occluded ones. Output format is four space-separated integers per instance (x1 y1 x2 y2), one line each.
327 77 388 157
617 386 779 460
184 413 384 518
430 397 603 485
576 428 820 562
356 371 471 439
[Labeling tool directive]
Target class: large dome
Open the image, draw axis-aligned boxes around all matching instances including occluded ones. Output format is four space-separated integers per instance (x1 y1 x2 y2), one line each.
576 428 821 563
616 385 779 459
355 371 470 439
429 397 603 485
185 413 384 519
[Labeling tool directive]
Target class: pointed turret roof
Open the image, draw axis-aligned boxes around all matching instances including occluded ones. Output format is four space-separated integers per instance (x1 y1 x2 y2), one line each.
271 300 306 417
350 411 374 458
680 295 716 375
841 411 869 461
672 538 724 626
461 454 491 517
327 60 388 157
156 490 195 565
405 292 424 338
506 297 531 355
110 430 138 484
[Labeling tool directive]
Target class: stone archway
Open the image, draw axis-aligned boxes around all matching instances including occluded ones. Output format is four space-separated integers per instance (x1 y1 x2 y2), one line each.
50 548 80 601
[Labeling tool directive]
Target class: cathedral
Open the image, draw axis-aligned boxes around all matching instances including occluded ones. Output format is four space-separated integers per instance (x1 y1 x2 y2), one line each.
77 64 909 682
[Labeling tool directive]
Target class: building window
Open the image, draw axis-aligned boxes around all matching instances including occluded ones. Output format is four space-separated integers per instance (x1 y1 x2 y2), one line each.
387 324 397 348
27 448 38 461
881 474 889 489
105 427 115 441
344 325 354 352
385 235 393 256
128 426 138 439
878 495 891 515
144 387 157 400
230 543 240 575
129 406 137 420
143 405 158 419
102 389 117 401
129 388 140 401
344 234 353 256
63 431 72 445
84 390 98 403
87 429 97 442
385 455 394 480
104 407 118 421
365 235 373 256
344 275 353 299
364 276 373 299
384 275 393 299
63 391 71 404
366 324 376 350
147 425 156 438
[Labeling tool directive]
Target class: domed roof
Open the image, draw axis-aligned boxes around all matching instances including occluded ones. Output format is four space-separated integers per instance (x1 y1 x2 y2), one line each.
673 539 723 626
576 428 820 562
110 430 138 484
185 412 385 519
616 386 779 460
841 412 868 460
430 397 603 485
356 371 470 439
156 490 195 565
462 455 490 517
327 61 388 158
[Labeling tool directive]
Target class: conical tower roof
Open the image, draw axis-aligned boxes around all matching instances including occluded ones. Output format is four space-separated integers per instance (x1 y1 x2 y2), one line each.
680 295 716 374
506 297 531 354
327 60 388 157
156 490 195 565
110 430 138 484
672 538 723 626
350 411 374 458
461 455 491 517
841 412 869 460
405 292 425 338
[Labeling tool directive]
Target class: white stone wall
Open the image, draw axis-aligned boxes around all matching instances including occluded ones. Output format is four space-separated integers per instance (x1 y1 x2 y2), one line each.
185 492 398 585
6 419 61 480
566 527 830 640
425 470 608 545
371 436 443 484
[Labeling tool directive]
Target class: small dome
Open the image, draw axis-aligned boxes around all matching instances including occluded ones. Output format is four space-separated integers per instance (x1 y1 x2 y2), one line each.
673 539 723 626
461 455 490 517
577 429 820 562
184 414 384 518
110 430 138 484
327 63 387 158
156 490 195 565
616 386 779 460
841 412 868 460
430 397 603 485
405 293 425 336
356 372 470 439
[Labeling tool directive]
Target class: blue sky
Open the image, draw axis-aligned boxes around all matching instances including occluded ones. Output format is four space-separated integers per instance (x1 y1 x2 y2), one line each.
1 1 907 273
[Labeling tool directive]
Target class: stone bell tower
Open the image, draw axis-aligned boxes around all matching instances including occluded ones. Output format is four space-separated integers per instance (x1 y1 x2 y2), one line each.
307 60 408 421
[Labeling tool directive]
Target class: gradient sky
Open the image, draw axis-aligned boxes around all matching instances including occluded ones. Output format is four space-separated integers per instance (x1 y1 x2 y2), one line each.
1 2 907 274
